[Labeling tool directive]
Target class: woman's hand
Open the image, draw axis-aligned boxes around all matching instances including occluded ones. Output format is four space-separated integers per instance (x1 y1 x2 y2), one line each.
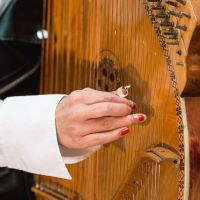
56 88 146 149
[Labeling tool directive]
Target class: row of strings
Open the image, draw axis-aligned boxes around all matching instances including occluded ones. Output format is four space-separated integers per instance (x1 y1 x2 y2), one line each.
39 0 177 199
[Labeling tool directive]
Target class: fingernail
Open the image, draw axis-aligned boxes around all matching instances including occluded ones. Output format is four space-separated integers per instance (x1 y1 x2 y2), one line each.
132 114 147 123
120 128 130 136
131 103 137 110
128 101 137 110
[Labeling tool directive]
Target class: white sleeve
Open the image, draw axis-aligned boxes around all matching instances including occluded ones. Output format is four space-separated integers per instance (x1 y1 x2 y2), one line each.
0 95 100 179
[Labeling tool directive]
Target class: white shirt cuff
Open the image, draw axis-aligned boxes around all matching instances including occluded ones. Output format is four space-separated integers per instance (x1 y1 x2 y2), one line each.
0 95 68 179
59 145 101 164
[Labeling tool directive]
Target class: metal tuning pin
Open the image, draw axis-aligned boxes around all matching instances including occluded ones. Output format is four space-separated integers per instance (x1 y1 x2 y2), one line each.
167 10 182 18
151 14 170 19
175 24 187 31
176 61 184 65
165 0 178 7
159 21 174 27
164 35 177 39
147 0 162 2
181 12 191 19
163 29 178 36
151 5 166 10
167 41 179 45
176 0 186 5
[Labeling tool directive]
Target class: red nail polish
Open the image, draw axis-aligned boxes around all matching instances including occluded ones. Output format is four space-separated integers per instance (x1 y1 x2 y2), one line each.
120 128 129 136
132 114 146 123
138 114 145 121
131 104 137 110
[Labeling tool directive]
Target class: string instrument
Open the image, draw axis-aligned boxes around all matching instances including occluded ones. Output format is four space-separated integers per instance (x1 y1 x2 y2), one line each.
31 0 200 199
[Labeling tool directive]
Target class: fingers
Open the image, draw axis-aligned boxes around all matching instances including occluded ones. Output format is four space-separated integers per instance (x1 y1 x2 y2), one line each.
57 87 147 149
85 102 132 119
61 113 147 148
82 127 129 147
81 114 147 147
84 114 147 133
70 88 135 108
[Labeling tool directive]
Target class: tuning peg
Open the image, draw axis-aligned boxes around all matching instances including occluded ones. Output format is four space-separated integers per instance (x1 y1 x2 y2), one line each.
167 10 191 19
176 61 184 65
147 0 162 2
159 21 174 27
175 24 187 31
166 0 178 7
159 21 187 31
150 14 170 19
151 5 166 10
163 29 178 36
167 41 179 45
167 10 182 18
181 12 191 19
176 0 186 5
164 35 178 39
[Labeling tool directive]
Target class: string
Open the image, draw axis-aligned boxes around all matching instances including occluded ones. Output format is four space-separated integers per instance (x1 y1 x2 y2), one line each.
88 1 96 198
94 1 100 199
109 0 115 195
55 1 60 93
40 0 46 93
44 0 51 93
103 1 108 199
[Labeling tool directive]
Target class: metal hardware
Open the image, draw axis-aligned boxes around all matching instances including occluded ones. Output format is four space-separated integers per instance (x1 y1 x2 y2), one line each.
167 41 179 45
151 5 166 10
176 61 184 65
176 0 186 5
167 10 182 18
147 0 162 2
164 35 178 39
163 30 178 36
181 12 191 18
160 21 174 27
151 13 170 18
166 0 178 7
175 24 187 31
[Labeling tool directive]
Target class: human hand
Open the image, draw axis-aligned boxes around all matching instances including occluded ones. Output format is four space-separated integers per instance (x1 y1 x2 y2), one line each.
56 88 146 149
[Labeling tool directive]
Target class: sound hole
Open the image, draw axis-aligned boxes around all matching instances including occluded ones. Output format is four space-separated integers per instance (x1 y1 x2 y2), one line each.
109 73 114 82
104 85 109 91
97 56 121 91
102 68 108 77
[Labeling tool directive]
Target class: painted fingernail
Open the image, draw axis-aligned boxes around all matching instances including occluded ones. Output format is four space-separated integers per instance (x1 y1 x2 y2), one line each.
120 128 130 136
132 114 147 123
131 103 137 110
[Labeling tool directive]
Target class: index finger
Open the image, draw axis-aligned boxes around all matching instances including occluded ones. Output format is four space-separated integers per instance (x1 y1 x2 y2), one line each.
82 88 135 108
